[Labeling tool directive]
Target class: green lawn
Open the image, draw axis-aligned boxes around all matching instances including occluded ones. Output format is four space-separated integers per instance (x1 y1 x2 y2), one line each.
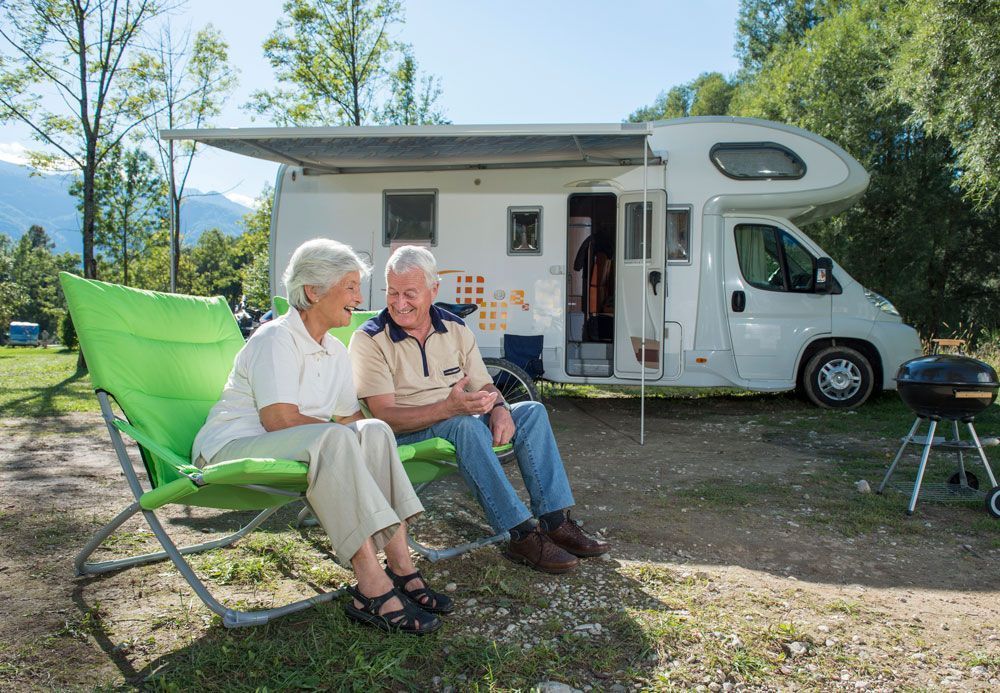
0 346 96 417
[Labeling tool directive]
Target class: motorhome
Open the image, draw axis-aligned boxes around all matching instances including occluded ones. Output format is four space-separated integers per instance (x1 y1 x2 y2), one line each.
165 117 922 408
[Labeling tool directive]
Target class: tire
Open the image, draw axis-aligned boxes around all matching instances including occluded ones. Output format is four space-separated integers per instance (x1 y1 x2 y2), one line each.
801 346 874 409
986 486 1000 519
482 357 539 404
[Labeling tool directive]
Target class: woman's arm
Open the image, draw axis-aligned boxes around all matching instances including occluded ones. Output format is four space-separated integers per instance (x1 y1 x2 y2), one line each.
259 403 328 432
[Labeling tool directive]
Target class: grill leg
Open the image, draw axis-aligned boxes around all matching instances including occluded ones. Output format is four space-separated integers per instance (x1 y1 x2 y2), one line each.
951 420 970 487
879 417 921 494
908 419 938 515
967 422 998 488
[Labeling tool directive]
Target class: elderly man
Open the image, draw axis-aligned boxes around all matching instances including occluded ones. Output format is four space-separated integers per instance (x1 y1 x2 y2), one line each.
349 245 609 574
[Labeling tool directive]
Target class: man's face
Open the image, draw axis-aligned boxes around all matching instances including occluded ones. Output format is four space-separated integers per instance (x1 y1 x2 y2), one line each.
386 267 438 332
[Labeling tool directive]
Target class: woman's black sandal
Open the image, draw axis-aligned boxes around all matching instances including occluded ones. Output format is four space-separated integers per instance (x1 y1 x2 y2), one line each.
343 585 441 635
385 565 455 614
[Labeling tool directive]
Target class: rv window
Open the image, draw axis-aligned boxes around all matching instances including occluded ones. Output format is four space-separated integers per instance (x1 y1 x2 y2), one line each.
710 142 806 180
508 207 542 255
624 201 652 261
667 208 691 264
383 190 437 245
734 223 816 292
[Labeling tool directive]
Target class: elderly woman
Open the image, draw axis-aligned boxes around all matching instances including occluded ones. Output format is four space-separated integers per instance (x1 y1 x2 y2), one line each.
192 238 450 635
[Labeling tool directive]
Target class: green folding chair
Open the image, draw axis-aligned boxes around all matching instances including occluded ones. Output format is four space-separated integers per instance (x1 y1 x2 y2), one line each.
60 273 501 629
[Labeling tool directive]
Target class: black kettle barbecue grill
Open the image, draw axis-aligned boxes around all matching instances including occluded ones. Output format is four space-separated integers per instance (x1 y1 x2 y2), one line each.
878 352 1000 516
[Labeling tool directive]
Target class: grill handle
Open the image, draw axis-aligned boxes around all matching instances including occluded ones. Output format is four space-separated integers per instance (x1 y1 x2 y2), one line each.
954 390 995 399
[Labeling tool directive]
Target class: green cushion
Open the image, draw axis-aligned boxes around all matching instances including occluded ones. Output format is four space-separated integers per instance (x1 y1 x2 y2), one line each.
200 458 308 487
60 273 244 489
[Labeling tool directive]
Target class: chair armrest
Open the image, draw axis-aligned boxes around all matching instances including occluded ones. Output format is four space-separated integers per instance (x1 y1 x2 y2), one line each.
112 419 199 475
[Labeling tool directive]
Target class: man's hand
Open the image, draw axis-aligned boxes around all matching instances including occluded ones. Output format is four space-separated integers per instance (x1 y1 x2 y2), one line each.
488 405 515 446
445 376 498 416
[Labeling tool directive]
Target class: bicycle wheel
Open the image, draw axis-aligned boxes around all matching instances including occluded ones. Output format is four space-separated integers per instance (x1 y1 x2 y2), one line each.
482 358 539 404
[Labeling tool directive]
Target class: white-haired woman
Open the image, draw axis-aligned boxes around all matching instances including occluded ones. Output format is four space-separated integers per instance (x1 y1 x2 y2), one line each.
192 238 451 635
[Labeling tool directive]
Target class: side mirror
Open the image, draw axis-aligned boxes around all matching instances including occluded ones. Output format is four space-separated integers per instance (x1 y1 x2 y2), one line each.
814 257 833 294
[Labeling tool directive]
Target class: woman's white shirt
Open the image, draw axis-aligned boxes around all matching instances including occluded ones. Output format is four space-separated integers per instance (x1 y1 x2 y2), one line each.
192 307 361 462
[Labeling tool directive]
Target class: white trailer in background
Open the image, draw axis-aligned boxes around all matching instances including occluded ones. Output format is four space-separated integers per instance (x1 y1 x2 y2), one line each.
163 117 921 411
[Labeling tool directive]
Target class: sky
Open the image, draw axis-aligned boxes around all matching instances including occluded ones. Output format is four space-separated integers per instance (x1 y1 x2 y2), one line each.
1 0 742 206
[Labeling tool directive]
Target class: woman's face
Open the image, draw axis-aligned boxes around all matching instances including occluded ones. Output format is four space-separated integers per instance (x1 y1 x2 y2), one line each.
308 270 362 329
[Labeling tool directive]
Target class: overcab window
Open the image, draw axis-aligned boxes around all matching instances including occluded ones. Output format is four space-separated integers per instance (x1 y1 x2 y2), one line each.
384 190 437 245
710 142 806 180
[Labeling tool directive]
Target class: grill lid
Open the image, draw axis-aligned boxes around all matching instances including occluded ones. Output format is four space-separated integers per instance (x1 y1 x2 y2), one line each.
895 354 999 387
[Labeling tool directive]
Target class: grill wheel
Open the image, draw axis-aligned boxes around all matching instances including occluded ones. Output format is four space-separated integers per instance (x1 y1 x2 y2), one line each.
987 486 1000 519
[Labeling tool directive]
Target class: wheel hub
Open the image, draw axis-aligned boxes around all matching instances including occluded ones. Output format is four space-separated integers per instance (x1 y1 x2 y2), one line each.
819 359 861 400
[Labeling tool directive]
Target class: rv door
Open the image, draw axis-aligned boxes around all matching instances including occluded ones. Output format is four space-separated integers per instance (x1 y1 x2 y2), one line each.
724 218 832 381
614 190 666 380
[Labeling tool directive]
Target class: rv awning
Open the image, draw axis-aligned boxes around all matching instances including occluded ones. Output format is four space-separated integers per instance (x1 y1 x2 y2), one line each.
160 123 658 173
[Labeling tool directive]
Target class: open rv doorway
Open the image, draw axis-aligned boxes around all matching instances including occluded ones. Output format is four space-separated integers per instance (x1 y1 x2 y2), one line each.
565 193 616 377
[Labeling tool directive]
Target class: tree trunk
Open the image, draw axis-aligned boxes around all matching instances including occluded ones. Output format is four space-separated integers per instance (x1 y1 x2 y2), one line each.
82 145 98 279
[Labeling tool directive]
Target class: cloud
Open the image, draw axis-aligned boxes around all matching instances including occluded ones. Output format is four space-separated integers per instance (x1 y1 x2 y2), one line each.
0 142 32 166
224 192 258 208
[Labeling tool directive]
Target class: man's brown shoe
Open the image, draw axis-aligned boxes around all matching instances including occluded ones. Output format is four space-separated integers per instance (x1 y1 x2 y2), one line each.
544 513 611 558
503 527 579 574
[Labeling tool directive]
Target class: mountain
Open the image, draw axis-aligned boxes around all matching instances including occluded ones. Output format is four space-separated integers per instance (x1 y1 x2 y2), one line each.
0 160 252 254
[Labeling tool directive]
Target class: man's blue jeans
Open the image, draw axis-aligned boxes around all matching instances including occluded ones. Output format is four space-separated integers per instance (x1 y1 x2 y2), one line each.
395 401 575 533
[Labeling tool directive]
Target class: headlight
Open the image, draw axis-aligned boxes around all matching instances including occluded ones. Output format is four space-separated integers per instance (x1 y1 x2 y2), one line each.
864 288 900 316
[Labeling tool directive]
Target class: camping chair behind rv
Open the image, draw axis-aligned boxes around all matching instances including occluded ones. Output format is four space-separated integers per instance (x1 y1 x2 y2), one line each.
60 274 497 628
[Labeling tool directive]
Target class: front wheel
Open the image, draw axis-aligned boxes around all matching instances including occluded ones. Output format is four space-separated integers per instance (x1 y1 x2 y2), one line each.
986 486 1000 519
801 346 874 409
482 358 539 404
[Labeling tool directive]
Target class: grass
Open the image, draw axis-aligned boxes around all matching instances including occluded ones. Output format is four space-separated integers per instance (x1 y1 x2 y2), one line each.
0 346 96 417
3 340 1000 689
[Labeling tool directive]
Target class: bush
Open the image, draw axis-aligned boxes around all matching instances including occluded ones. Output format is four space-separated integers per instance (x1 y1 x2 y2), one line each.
59 311 77 350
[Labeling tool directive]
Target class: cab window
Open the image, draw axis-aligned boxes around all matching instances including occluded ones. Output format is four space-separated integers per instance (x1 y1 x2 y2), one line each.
734 223 815 292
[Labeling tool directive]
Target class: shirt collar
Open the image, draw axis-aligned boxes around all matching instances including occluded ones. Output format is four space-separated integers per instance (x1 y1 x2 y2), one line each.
385 305 450 343
283 306 339 355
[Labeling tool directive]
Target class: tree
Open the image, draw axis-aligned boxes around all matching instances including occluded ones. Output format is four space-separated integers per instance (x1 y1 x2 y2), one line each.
134 23 238 291
233 185 274 312
9 226 81 332
0 0 169 280
189 228 240 306
0 233 26 331
730 0 1000 336
379 49 448 125
628 72 736 122
247 0 445 126
888 0 1000 207
88 145 168 286
734 0 827 75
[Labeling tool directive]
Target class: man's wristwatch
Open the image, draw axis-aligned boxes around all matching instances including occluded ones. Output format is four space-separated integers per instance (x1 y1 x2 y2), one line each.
492 400 511 413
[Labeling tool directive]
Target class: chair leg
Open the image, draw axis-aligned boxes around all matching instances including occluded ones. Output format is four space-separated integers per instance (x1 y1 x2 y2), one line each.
76 504 287 576
408 530 509 562
139 507 344 628
296 502 319 527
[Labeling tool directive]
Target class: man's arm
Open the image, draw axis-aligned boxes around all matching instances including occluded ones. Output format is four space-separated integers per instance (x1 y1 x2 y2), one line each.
364 376 497 434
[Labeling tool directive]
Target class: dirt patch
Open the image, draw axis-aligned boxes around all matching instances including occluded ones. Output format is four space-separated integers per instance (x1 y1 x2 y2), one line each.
1 398 999 690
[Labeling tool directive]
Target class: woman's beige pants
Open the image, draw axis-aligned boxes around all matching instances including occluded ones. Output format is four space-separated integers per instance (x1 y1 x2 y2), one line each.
203 419 423 567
